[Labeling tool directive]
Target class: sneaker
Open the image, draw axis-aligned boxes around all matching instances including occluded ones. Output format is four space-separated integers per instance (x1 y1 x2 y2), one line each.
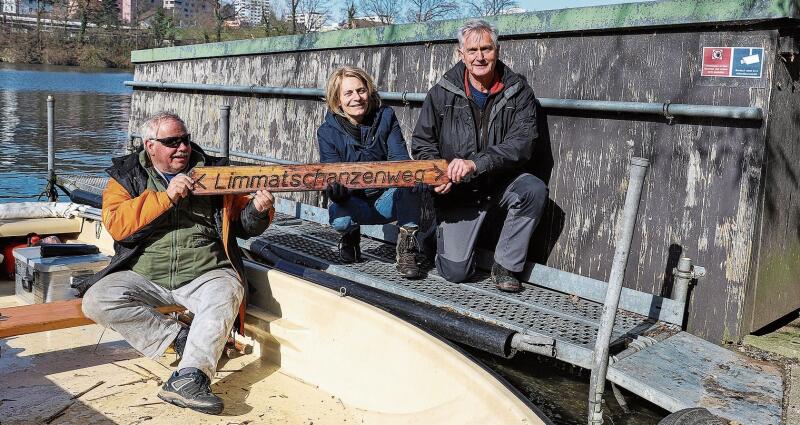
172 324 190 358
338 227 361 263
158 369 223 415
396 225 421 279
492 262 522 293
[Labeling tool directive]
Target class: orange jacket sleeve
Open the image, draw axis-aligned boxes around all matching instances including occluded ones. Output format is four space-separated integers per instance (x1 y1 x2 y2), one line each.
102 177 173 241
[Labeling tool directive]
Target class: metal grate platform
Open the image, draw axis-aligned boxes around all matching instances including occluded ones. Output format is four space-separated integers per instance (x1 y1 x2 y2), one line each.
56 175 109 195
257 213 669 368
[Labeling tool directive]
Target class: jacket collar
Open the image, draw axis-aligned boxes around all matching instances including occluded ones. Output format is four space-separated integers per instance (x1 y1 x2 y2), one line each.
438 60 522 99
464 69 504 98
324 106 384 140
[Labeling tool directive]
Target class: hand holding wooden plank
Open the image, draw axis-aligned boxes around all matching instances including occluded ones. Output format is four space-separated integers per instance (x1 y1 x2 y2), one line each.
188 159 450 195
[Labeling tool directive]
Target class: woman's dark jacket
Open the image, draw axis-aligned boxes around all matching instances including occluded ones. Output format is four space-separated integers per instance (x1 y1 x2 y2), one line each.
317 105 411 198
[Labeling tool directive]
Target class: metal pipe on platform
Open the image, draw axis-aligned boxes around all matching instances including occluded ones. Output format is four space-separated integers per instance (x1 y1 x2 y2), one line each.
129 132 299 165
219 105 230 160
124 80 763 121
45 95 58 202
671 256 705 325
672 257 694 304
125 81 327 99
200 146 300 165
47 95 55 179
587 157 650 425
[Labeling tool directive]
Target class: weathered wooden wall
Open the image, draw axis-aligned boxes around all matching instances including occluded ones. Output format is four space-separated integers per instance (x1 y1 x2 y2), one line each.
748 51 800 332
130 28 783 343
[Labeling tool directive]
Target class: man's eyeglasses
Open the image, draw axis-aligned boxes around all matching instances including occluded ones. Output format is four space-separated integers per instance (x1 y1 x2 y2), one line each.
152 134 191 148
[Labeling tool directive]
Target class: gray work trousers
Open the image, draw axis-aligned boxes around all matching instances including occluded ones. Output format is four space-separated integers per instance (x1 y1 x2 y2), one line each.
435 173 548 283
82 268 244 380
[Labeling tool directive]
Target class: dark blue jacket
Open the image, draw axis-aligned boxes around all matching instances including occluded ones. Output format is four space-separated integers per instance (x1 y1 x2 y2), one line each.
317 106 410 164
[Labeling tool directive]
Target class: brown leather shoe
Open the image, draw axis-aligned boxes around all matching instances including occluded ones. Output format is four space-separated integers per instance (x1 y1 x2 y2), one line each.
492 262 521 292
396 225 421 279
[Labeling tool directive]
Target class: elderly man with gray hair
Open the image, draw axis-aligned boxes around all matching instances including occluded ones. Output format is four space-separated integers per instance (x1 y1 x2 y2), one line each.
77 112 275 415
412 19 548 292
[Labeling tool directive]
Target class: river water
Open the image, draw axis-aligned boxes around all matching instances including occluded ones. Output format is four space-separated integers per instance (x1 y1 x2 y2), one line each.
0 63 132 202
0 63 666 424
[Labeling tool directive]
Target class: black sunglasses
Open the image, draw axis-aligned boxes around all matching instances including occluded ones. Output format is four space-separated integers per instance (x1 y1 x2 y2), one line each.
152 133 191 148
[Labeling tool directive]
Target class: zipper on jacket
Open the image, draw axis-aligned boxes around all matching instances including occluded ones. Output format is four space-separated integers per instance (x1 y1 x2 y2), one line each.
169 204 178 289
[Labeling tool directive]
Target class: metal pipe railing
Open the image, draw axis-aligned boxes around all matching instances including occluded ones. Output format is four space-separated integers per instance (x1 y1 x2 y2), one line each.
219 105 230 160
128 133 298 165
124 80 763 121
671 256 705 325
198 146 300 165
46 95 58 202
47 95 55 179
587 157 650 425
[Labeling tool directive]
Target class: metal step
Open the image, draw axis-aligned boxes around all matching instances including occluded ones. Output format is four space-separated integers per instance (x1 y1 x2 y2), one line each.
608 331 783 424
254 213 673 370
250 212 784 424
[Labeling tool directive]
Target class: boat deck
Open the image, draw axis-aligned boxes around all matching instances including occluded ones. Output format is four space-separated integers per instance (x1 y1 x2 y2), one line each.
58 175 785 424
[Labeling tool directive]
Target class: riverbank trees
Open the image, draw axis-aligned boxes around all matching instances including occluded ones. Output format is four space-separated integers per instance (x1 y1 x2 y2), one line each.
0 0 520 69
0 22 151 68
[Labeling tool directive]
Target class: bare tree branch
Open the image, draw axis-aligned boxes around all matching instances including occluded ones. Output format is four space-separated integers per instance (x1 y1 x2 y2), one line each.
405 0 459 23
284 0 328 33
464 0 517 17
358 0 400 24
341 0 358 28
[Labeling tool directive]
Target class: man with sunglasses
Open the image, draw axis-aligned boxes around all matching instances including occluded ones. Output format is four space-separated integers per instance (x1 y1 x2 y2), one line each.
78 112 275 415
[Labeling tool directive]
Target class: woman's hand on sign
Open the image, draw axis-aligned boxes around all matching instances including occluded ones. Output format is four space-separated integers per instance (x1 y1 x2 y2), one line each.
253 190 275 213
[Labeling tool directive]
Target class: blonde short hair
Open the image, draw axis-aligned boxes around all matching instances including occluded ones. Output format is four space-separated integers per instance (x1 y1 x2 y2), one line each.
325 66 381 120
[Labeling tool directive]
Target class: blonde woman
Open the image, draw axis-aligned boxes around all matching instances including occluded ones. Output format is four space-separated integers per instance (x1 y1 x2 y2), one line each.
318 66 421 279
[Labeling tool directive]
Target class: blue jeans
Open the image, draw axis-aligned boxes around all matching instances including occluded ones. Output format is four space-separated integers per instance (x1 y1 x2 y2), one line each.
329 188 420 233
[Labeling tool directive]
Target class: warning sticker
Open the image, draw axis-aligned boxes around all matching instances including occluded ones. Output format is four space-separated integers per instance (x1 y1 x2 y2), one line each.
701 47 732 76
701 47 764 78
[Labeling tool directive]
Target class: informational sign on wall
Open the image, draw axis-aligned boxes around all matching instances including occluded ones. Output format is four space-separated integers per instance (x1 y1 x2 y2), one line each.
701 47 764 78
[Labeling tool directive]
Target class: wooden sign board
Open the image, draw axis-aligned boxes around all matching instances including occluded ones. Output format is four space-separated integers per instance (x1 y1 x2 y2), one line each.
189 159 449 195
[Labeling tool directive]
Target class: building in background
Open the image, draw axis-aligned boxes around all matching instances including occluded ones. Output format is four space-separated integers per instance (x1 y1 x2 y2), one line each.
162 0 206 26
233 0 268 25
500 7 526 14
292 11 324 32
2 0 45 15
1 0 17 14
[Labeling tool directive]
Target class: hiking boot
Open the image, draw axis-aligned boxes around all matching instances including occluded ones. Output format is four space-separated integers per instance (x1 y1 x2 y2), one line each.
396 225 421 279
338 227 361 263
492 262 521 293
158 369 223 415
172 324 190 358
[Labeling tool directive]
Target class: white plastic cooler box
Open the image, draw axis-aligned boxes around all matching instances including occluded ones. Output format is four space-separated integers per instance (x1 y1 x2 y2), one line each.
13 246 109 304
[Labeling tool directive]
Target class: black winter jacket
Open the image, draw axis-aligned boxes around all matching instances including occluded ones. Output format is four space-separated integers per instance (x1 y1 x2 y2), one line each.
411 60 538 206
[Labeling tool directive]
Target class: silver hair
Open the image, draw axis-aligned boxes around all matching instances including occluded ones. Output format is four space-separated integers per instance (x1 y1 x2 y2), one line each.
457 19 499 49
140 112 187 141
